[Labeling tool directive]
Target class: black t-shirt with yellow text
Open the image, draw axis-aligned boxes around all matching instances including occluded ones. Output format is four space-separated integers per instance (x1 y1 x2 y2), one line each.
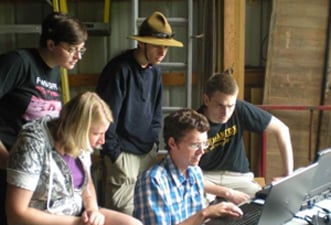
198 100 271 173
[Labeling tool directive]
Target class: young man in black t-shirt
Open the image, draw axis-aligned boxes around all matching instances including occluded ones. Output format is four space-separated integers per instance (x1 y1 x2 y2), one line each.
197 71 294 200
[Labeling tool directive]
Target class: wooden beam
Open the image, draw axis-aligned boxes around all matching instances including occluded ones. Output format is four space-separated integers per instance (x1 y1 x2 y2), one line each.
223 0 235 70
162 73 198 86
68 74 98 87
245 68 265 86
224 0 245 99
68 73 198 87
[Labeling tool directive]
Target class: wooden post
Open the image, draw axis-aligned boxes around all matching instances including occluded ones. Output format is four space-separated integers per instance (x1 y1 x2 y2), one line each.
224 0 245 99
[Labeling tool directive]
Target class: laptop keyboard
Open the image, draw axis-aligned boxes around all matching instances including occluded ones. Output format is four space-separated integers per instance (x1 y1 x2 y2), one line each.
234 203 263 225
205 202 263 225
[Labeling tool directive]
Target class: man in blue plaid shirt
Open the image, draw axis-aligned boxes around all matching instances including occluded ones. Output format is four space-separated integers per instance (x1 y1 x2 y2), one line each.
133 109 246 225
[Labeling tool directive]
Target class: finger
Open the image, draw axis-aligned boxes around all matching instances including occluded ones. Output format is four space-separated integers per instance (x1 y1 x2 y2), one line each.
81 211 89 223
231 205 243 216
89 213 99 225
224 203 243 216
90 213 104 225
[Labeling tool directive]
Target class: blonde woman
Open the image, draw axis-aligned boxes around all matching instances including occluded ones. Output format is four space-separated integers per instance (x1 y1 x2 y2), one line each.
6 92 142 225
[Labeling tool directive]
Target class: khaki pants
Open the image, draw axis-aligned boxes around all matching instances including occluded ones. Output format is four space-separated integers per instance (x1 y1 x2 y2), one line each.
204 170 261 202
103 146 157 215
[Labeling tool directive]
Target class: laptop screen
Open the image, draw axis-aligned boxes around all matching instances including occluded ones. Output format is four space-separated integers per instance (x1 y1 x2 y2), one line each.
258 162 318 225
204 163 318 225
307 148 331 199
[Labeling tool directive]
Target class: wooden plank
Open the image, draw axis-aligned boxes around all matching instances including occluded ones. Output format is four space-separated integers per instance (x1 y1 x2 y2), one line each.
264 0 329 181
224 0 245 99
68 72 198 87
245 68 265 86
224 0 235 70
162 72 198 86
276 1 327 18
68 73 98 87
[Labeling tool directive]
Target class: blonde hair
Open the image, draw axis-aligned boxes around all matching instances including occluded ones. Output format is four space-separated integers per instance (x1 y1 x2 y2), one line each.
49 91 113 156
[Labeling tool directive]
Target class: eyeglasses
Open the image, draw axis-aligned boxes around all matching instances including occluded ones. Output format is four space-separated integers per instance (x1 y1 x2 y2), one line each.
188 141 210 151
59 43 87 56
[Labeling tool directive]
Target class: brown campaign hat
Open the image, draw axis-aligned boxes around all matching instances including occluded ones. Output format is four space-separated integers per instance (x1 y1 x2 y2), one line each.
129 11 183 47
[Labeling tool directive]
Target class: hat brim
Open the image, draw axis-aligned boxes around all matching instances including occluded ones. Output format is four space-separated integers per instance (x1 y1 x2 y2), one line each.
129 36 183 47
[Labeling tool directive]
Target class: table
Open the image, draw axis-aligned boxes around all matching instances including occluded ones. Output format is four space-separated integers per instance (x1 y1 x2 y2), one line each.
285 199 331 225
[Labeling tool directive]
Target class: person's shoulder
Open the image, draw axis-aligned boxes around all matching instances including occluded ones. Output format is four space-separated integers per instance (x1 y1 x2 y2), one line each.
5 48 37 63
236 99 261 110
138 162 166 182
236 99 249 106
0 49 25 62
15 118 50 150
12 48 35 57
236 100 271 121
108 49 134 64
22 116 48 131
100 49 135 75
148 162 167 176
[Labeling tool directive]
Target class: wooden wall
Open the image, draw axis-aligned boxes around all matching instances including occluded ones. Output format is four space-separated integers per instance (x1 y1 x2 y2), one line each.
264 0 331 182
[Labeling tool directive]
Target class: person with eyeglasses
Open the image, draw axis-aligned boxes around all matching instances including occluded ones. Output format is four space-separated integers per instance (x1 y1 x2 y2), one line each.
58 42 87 57
0 12 87 225
95 11 183 215
197 71 294 200
133 108 246 225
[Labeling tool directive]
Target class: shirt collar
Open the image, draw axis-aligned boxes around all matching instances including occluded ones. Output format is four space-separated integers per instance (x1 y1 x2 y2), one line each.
164 155 198 186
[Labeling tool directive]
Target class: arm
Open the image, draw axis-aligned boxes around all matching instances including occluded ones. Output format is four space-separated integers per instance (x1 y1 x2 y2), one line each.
265 116 294 177
0 140 8 169
0 52 26 169
151 77 162 145
6 184 81 225
82 174 99 212
0 51 23 97
177 202 243 225
95 66 124 162
6 127 82 225
134 176 242 225
134 166 243 225
204 179 250 205
80 174 105 225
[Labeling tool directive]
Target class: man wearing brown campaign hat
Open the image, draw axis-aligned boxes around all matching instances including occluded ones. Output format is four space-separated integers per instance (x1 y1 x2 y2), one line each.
129 11 183 47
96 11 183 215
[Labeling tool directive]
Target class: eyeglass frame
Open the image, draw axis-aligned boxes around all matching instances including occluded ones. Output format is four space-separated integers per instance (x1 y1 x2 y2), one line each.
58 42 87 56
188 141 210 151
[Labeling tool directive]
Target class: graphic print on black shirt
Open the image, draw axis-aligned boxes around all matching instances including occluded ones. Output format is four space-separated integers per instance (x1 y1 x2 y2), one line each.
23 76 61 121
205 124 237 154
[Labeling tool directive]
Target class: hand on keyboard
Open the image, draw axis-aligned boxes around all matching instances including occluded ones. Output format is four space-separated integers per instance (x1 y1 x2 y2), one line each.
226 189 250 205
206 201 244 219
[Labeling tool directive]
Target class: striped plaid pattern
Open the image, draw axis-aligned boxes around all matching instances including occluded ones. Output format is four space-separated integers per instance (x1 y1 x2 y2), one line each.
134 155 204 225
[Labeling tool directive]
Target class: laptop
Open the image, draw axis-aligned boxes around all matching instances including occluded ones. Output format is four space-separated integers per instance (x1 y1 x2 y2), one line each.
302 148 331 207
205 162 319 225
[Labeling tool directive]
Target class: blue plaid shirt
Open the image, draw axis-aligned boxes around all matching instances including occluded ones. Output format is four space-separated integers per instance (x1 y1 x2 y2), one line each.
134 155 205 225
